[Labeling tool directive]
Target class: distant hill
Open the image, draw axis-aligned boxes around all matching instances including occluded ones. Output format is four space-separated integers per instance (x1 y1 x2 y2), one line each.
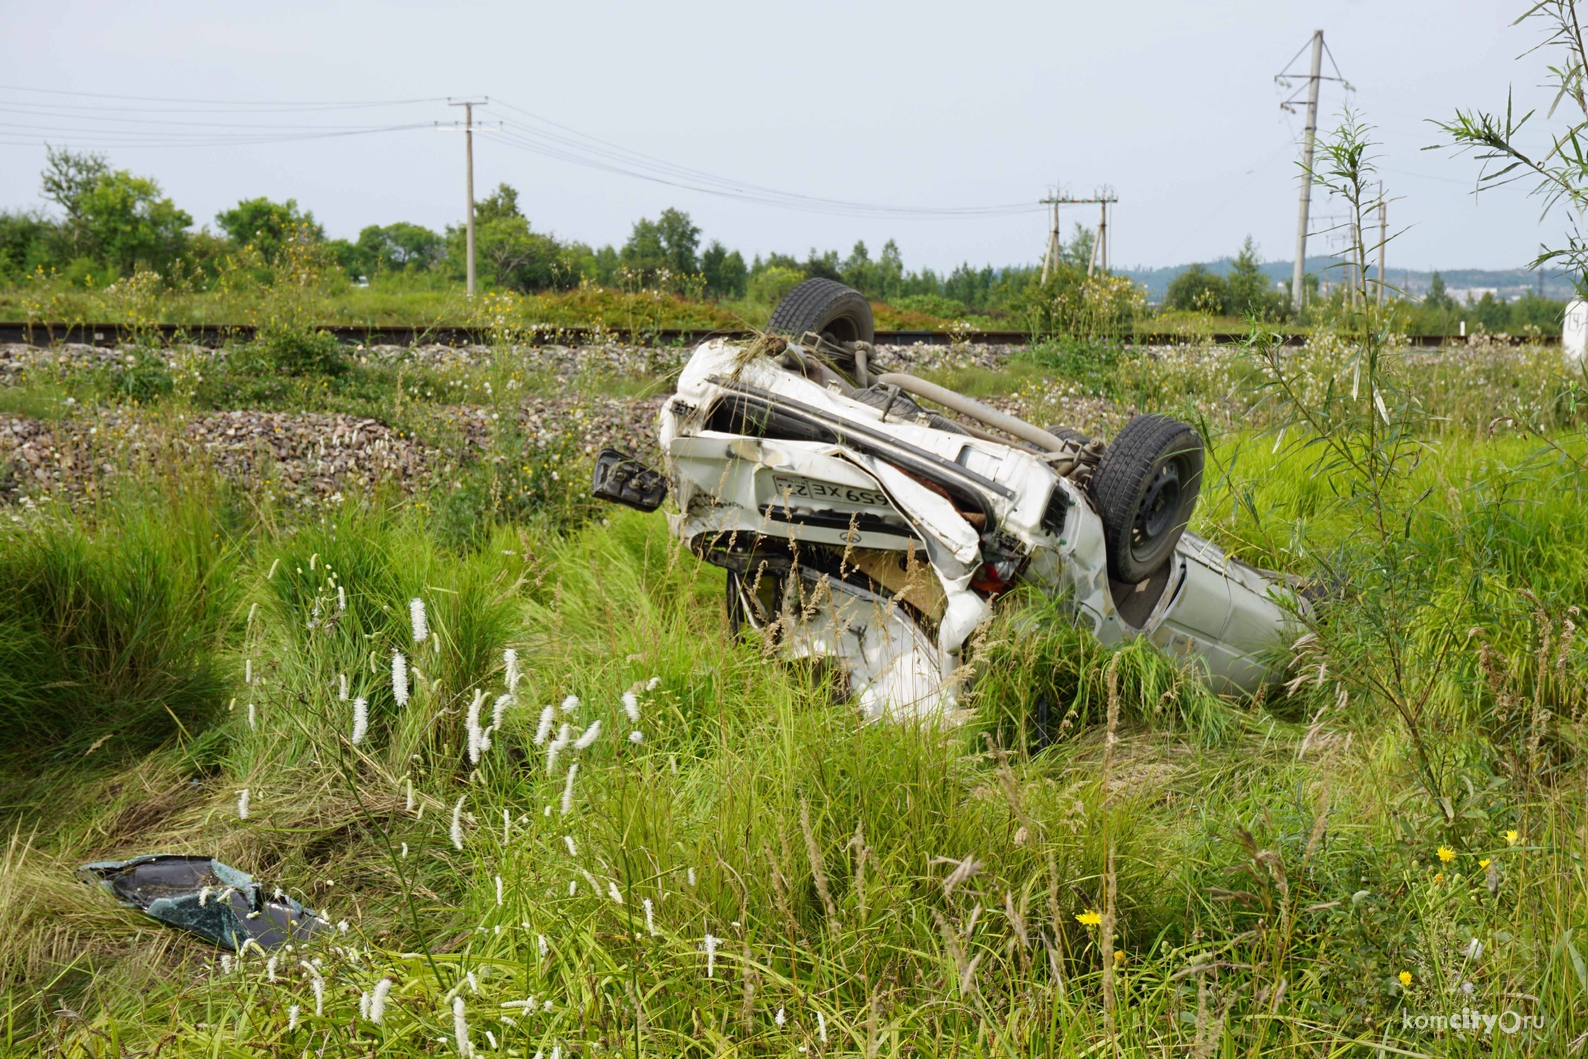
1121 260 1574 303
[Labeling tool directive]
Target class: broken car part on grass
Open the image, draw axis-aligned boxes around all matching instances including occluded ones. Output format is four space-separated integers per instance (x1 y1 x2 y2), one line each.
79 854 328 951
593 278 1306 723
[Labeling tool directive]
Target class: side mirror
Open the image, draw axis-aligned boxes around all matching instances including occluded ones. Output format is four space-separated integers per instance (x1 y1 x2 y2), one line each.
591 449 669 513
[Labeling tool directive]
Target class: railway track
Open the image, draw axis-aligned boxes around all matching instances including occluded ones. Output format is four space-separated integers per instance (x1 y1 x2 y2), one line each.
0 321 1552 348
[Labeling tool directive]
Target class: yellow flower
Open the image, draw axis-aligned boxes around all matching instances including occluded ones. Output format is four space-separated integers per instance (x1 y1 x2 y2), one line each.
1398 971 1412 987
1433 873 1445 884
1479 858 1491 869
1075 910 1102 926
1437 846 1456 863
1505 830 1520 846
1113 950 1126 964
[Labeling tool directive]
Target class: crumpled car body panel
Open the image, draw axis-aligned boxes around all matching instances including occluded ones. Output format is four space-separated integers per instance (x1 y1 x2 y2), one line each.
79 854 328 950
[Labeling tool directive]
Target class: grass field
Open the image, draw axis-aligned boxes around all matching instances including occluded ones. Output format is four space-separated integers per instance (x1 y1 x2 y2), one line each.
1 319 1586 1057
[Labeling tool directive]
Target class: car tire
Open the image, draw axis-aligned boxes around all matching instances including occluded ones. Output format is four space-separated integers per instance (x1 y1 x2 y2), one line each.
1090 414 1203 583
1044 425 1092 448
767 278 875 350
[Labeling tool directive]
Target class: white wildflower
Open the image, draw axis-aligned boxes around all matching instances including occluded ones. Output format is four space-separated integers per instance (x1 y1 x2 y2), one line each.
503 808 511 844
492 693 511 731
451 795 467 850
703 934 719 978
569 880 577 895
405 778 414 811
495 875 504 906
564 835 576 857
237 789 250 820
621 690 640 723
607 881 623 904
392 651 409 706
247 602 258 625
560 694 579 713
687 867 696 887
338 673 348 701
453 996 471 1056
360 991 371 1019
643 897 656 935
1466 937 1484 959
266 558 279 580
338 584 346 611
351 697 368 745
265 955 277 981
288 1004 300 1029
338 920 349 934
466 971 479 993
818 1009 827 1042
538 934 548 957
313 977 325 1017
646 676 661 691
486 1030 498 1050
560 763 578 815
629 730 643 744
534 706 555 745
245 659 252 684
371 977 394 1024
401 842 409 858
572 720 601 750
220 954 234 974
467 690 485 764
410 598 428 643
247 702 256 730
775 1006 786 1027
504 648 519 693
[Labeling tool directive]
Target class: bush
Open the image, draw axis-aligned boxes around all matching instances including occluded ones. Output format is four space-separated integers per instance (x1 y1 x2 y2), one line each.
1164 264 1228 314
746 265 805 307
257 325 348 376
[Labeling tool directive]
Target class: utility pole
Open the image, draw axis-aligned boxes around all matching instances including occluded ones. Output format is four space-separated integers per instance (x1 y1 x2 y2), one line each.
1276 32 1351 314
1039 187 1117 279
448 98 488 296
1377 182 1387 307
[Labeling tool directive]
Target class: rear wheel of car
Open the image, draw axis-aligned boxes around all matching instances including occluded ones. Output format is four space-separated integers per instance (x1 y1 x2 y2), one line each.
1090 414 1204 583
767 278 875 355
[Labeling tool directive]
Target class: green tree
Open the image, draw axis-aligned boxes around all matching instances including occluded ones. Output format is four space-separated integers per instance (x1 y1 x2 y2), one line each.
353 222 443 277
215 198 323 263
1225 236 1286 320
1164 264 1228 314
620 217 666 277
1424 270 1453 310
701 240 746 298
0 210 53 282
476 183 522 224
76 170 192 273
655 208 700 276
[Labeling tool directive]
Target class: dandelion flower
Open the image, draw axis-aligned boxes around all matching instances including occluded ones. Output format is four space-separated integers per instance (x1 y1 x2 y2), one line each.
622 690 640 723
643 897 656 935
1505 829 1520 845
338 673 348 701
1479 858 1491 869
703 933 720 978
1075 910 1101 926
467 690 485 764
1437 846 1456 864
392 651 409 706
351 697 368 745
573 720 601 750
775 1007 786 1027
1398 970 1412 987
451 795 467 851
534 707 555 745
288 1004 300 1029
410 598 428 643
646 676 661 691
629 730 643 744
504 648 519 693
560 763 578 815
560 694 579 713
453 996 471 1057
564 835 576 856
492 693 511 731
237 789 250 820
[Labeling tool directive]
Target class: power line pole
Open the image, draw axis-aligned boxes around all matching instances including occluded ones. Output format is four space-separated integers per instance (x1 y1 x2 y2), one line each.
1039 187 1117 279
1377 182 1387 307
1284 31 1324 315
448 98 488 296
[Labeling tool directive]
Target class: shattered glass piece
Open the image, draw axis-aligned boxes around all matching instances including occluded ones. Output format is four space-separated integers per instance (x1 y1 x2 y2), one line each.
78 854 327 951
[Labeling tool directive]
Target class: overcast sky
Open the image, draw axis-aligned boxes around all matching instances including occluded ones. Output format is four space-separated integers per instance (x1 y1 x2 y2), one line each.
0 1 1576 273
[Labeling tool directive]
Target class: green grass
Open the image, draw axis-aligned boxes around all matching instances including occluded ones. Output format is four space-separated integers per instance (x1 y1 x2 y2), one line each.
2 322 1587 1056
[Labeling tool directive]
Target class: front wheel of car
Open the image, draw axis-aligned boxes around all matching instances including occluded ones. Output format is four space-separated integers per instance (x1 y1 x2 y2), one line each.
1090 414 1204 583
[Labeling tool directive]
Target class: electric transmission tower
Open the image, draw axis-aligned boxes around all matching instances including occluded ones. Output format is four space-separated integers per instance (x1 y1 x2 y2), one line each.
1275 31 1352 312
1039 186 1117 282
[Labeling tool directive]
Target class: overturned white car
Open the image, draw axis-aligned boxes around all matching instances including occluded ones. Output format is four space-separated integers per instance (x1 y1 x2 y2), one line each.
593 279 1303 722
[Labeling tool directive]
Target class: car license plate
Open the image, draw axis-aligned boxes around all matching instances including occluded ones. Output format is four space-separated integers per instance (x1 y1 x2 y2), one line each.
770 474 889 508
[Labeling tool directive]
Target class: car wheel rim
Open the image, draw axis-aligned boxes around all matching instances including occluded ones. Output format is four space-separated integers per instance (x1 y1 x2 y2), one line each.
1131 457 1183 560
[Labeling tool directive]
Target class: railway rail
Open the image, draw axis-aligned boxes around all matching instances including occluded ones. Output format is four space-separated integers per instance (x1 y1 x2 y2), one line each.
0 321 1555 349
